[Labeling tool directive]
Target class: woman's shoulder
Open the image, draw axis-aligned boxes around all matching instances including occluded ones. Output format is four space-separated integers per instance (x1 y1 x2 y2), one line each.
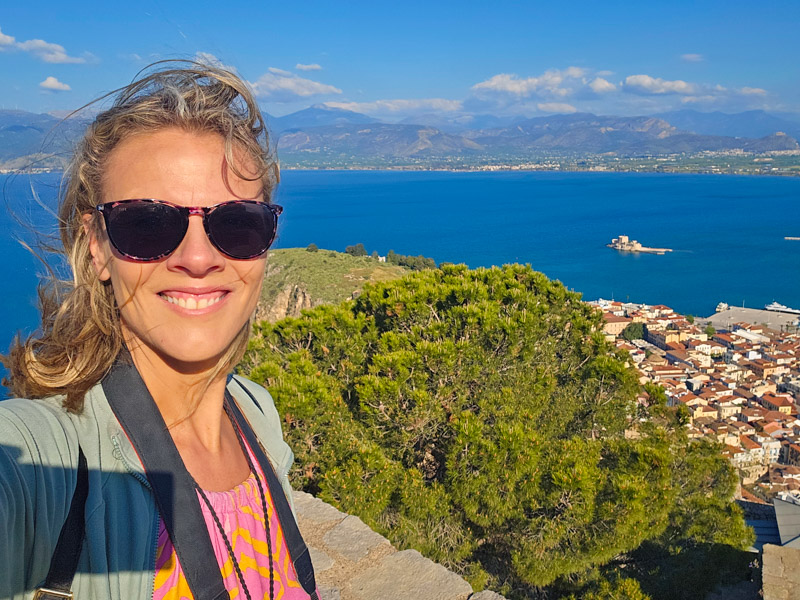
227 375 278 418
0 395 75 437
0 395 80 470
227 375 293 473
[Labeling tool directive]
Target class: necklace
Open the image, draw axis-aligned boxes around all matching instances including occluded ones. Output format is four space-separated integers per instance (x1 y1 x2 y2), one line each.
195 404 275 600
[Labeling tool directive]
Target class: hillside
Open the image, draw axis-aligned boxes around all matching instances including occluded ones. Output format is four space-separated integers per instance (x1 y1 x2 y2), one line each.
0 109 88 170
257 247 409 322
4 107 799 172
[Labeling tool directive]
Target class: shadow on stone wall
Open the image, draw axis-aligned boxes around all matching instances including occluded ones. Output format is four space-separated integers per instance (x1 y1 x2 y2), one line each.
293 491 506 600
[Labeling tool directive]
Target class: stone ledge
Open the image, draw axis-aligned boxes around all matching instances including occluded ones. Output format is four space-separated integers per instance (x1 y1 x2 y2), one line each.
292 490 507 600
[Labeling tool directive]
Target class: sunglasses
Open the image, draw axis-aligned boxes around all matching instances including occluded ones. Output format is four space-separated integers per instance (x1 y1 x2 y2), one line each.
95 199 282 262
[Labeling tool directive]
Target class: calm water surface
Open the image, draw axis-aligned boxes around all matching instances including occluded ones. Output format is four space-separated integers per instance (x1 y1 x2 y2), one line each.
2 170 799 381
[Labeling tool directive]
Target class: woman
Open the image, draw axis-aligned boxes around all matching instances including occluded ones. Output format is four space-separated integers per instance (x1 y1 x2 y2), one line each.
0 62 317 600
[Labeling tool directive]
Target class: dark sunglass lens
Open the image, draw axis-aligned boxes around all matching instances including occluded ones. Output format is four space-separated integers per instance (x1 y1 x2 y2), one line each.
207 202 275 259
106 201 186 260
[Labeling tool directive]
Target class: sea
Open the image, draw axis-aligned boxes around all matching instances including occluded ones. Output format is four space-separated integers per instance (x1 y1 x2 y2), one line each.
2 169 800 389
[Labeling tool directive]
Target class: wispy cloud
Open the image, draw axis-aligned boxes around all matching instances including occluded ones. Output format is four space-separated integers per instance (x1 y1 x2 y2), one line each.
740 86 767 96
681 53 704 62
680 95 717 104
537 102 577 113
296 63 322 71
0 26 88 64
249 68 341 101
39 76 70 91
325 98 462 115
0 27 14 47
195 51 233 70
623 74 697 95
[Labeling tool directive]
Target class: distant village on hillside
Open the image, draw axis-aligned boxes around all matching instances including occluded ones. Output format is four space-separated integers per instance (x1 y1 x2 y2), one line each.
595 299 800 515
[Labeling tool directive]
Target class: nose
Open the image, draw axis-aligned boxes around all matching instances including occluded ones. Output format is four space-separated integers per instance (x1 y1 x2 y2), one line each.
165 214 226 276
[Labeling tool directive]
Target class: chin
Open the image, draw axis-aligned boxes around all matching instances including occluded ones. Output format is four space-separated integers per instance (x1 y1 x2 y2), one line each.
126 328 246 375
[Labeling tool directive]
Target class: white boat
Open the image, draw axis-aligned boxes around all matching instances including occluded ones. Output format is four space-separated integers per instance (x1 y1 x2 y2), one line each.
765 301 800 315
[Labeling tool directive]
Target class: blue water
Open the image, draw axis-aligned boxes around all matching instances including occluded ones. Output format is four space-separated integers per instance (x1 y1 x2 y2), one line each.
2 170 800 385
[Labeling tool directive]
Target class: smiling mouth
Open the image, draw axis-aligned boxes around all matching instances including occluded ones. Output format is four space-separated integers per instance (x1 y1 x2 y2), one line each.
158 291 228 310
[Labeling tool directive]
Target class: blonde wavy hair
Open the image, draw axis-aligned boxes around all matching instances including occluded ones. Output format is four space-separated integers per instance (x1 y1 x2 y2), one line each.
2 60 278 411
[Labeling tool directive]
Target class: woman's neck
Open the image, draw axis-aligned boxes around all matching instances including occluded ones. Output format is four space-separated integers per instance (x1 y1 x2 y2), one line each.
126 341 251 490
126 340 229 443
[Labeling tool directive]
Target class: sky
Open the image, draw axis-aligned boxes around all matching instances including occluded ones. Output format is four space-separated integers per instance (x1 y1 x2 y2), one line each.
2 0 799 122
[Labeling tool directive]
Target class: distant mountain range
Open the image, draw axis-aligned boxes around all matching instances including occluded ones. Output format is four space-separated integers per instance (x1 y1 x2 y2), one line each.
651 109 800 140
2 107 798 170
274 109 799 161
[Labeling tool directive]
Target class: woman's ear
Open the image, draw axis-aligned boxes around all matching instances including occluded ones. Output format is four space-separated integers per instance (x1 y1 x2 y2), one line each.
82 213 112 282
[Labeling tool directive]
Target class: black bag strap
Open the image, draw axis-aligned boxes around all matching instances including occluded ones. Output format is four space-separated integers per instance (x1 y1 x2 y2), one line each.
34 447 88 600
228 380 319 600
102 359 229 600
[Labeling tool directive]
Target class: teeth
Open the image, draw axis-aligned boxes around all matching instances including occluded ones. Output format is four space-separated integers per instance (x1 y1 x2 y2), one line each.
161 293 223 309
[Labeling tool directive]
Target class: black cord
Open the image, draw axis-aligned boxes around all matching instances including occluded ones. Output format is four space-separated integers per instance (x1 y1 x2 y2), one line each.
196 485 255 600
192 402 277 600
226 402 276 600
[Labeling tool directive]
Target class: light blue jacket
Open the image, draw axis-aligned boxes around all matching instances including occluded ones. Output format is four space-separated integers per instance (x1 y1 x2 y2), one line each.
0 375 295 600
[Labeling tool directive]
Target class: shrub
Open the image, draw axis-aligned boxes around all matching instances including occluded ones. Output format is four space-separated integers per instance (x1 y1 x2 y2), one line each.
242 265 752 597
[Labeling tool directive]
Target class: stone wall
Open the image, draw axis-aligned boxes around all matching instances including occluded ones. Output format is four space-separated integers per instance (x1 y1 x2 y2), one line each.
293 490 506 600
762 544 800 600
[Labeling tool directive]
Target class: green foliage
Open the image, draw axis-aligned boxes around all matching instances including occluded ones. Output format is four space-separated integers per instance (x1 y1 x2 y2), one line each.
345 243 368 256
241 264 752 598
685 314 694 324
622 321 645 341
705 324 716 337
306 243 319 252
386 248 437 270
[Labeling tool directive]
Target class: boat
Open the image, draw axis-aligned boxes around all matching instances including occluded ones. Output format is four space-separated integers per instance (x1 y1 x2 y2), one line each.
765 301 800 315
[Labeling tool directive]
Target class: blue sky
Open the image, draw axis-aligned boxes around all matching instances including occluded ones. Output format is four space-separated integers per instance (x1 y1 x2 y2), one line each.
2 0 799 120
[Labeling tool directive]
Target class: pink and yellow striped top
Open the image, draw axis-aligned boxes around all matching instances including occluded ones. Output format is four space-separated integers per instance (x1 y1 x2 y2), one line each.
152 452 310 600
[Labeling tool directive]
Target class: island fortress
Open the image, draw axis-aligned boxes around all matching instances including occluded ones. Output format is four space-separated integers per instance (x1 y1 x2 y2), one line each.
608 234 673 255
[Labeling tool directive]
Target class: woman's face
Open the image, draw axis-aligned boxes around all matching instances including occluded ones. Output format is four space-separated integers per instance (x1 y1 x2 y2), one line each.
87 128 267 373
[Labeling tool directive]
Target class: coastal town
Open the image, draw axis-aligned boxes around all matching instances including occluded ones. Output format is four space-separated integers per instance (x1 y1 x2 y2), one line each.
594 298 800 510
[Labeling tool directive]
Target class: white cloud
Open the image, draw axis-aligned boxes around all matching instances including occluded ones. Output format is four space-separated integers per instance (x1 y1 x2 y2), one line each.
537 102 577 113
268 67 293 77
195 51 230 69
325 98 462 114
296 63 322 71
623 74 696 95
740 86 767 95
0 26 86 63
589 77 616 93
681 53 704 62
0 26 15 46
249 69 341 101
472 67 588 99
16 38 85 64
39 76 70 91
680 95 717 104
